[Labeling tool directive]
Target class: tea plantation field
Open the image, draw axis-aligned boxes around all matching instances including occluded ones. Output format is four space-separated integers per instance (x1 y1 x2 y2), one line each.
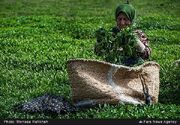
0 0 180 119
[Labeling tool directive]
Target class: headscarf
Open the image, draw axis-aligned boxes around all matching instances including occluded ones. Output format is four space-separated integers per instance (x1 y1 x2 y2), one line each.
115 3 136 23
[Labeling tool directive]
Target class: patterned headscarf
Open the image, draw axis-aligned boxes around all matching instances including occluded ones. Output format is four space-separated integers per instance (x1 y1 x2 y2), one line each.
115 3 136 23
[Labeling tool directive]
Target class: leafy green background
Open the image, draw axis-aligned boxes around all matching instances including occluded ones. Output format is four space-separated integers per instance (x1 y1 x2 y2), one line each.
0 0 179 119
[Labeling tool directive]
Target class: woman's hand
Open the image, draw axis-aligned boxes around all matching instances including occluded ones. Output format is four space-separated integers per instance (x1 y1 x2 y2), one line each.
136 38 145 53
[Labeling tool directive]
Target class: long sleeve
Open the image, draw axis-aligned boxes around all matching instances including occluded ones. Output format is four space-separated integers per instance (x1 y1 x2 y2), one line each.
135 30 151 60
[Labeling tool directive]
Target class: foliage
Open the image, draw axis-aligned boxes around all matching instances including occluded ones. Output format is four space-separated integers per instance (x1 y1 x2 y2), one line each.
0 0 179 120
95 25 141 65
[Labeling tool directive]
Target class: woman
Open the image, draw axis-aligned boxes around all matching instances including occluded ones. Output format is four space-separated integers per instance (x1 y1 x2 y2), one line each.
94 3 151 66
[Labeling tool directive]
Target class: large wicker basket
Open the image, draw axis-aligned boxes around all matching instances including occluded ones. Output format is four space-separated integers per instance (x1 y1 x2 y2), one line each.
67 59 160 106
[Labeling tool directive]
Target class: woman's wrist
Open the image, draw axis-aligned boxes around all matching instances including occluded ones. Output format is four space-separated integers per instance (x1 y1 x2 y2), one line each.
136 39 145 53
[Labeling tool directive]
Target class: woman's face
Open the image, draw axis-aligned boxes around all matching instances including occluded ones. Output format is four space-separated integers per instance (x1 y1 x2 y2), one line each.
116 12 131 29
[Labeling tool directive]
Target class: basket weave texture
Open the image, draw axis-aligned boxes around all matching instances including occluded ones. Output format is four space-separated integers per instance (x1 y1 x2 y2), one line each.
67 59 160 105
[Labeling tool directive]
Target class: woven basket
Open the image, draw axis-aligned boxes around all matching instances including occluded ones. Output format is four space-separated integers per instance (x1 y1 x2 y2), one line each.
67 59 160 106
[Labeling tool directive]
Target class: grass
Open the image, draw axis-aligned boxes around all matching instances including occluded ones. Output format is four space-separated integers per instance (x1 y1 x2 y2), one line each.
0 0 180 119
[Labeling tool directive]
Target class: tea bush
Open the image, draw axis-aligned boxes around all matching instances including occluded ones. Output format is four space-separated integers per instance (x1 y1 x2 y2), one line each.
0 0 179 120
